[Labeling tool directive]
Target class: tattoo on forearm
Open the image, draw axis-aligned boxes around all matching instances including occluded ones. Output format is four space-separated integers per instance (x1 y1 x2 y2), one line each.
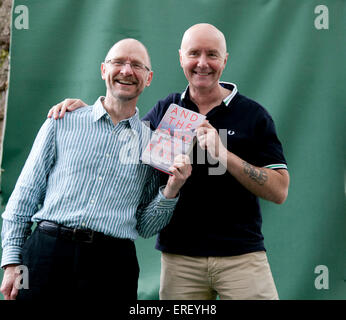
243 161 268 186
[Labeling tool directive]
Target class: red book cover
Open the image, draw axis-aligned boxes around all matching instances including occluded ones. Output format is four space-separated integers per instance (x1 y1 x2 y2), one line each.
141 104 206 174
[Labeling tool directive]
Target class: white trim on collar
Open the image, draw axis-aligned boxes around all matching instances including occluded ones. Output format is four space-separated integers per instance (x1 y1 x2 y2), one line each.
221 82 238 106
181 82 238 107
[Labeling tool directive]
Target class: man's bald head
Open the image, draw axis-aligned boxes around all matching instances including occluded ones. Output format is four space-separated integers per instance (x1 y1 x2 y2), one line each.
105 38 152 70
180 23 227 58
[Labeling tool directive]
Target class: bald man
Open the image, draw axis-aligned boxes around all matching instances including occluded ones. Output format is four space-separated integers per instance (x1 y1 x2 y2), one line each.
146 24 289 300
47 24 289 300
0 39 191 300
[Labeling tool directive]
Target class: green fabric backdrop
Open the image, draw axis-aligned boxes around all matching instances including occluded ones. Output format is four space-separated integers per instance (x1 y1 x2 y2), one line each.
0 0 345 299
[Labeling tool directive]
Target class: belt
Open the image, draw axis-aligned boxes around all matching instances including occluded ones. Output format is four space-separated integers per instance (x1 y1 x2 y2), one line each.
38 221 126 244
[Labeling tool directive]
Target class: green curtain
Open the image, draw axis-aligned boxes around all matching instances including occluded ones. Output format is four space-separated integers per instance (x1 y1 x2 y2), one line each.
0 0 345 300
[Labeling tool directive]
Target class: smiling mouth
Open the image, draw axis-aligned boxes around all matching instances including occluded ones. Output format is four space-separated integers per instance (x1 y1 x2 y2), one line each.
193 71 211 76
114 78 137 85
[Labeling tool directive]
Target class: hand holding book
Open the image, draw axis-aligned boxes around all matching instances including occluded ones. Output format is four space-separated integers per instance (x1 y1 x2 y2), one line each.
141 104 206 174
196 120 228 163
163 154 192 199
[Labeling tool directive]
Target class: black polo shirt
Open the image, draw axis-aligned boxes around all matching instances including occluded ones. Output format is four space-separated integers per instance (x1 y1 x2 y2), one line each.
142 82 288 256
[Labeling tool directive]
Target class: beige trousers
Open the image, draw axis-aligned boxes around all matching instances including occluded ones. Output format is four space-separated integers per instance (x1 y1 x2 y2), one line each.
160 251 279 300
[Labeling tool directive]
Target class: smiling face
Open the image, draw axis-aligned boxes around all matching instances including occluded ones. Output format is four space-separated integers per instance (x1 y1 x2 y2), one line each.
101 39 153 102
179 24 228 93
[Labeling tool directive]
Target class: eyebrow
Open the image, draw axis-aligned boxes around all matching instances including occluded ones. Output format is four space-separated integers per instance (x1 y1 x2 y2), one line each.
187 49 221 55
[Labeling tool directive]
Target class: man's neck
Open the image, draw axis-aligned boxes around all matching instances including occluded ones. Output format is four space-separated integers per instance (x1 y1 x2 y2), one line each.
102 95 137 125
189 84 231 115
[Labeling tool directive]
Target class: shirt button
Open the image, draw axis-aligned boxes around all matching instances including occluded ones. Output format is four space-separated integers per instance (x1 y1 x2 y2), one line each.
90 199 95 204
105 153 110 158
98 176 103 181
81 222 86 227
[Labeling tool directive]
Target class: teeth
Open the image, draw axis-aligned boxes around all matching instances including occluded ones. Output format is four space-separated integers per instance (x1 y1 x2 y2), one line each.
115 79 134 85
196 72 209 76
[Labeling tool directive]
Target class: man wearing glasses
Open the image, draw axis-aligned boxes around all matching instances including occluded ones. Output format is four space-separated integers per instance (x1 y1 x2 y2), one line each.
0 39 192 300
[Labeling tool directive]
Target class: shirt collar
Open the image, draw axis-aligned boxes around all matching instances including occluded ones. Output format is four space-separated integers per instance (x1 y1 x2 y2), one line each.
92 96 142 132
181 82 238 107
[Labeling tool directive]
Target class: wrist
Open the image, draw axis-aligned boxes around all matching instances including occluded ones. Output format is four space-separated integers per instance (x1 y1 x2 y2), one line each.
217 144 229 167
162 182 181 199
2 263 20 270
163 187 178 199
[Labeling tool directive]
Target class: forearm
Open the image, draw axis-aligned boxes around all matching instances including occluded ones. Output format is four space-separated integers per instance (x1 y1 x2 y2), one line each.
136 156 190 237
219 148 289 204
1 216 33 267
136 186 178 238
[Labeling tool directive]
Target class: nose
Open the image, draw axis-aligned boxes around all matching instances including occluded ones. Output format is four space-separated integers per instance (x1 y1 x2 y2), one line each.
197 53 209 68
120 62 134 75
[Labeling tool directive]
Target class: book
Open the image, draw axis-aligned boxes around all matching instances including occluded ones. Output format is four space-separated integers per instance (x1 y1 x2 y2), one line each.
141 103 206 175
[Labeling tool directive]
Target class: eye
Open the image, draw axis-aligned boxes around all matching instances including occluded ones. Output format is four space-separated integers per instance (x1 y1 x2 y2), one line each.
131 63 143 70
111 59 124 66
188 51 199 57
208 52 219 58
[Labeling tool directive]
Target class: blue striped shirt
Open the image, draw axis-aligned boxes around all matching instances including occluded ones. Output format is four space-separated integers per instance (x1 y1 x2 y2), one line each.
1 97 178 267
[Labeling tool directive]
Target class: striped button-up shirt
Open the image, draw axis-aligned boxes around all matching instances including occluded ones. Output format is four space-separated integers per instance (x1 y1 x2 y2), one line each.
1 97 178 267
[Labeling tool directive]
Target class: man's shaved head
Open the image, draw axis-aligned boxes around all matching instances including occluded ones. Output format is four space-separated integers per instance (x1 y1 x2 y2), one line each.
105 38 151 70
180 23 227 57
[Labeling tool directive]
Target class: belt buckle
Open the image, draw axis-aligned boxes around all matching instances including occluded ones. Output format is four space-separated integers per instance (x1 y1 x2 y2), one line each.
72 228 78 241
71 227 95 243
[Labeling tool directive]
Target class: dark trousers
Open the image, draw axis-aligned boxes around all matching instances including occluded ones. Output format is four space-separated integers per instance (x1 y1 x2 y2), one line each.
16 226 139 301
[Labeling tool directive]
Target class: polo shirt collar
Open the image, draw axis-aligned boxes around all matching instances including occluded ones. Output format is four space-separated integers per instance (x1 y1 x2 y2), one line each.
92 96 142 132
181 82 238 107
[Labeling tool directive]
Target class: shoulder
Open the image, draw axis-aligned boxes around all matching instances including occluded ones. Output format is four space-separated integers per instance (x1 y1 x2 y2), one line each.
142 93 182 129
157 92 182 105
64 105 93 117
54 106 93 126
151 92 182 113
233 93 273 121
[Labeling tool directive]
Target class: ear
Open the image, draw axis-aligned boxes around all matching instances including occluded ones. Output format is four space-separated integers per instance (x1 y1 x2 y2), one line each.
179 49 184 68
223 52 229 69
101 63 106 80
145 70 154 87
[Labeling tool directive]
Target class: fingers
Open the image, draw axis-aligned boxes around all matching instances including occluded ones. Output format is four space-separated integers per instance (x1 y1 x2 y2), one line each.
0 267 19 300
196 120 216 139
196 121 224 159
197 119 214 130
164 154 192 198
47 101 67 120
1 284 18 300
47 106 55 118
197 126 217 150
169 163 189 179
10 286 19 300
47 101 65 120
169 154 192 179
